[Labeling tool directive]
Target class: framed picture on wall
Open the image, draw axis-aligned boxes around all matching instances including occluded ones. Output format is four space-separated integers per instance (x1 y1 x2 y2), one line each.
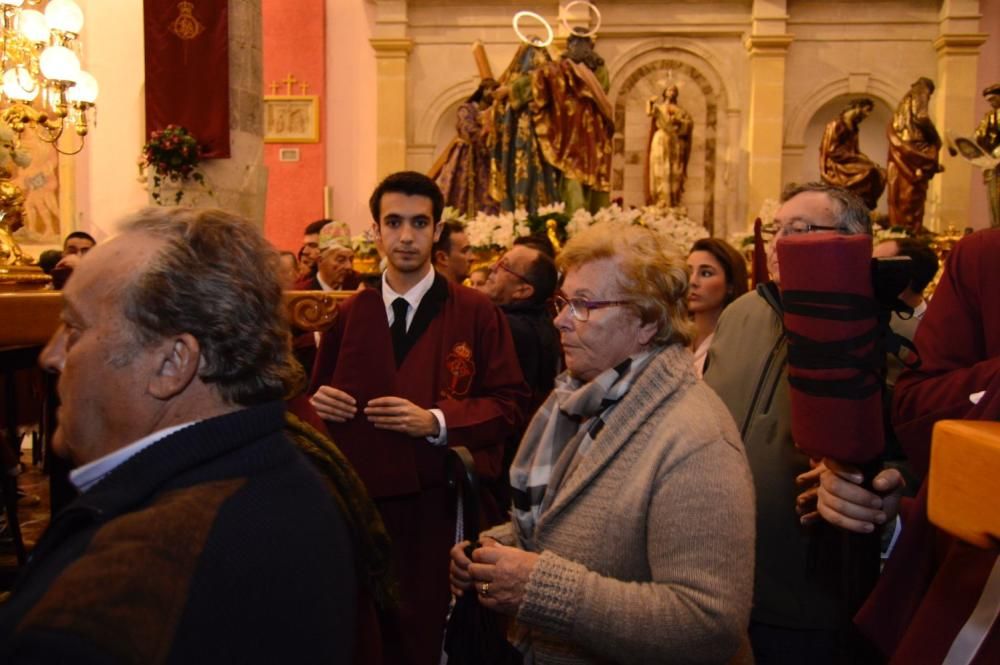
263 96 319 143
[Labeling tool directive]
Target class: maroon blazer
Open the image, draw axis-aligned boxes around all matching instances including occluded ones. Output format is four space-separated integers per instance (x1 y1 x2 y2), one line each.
305 272 530 499
297 273 529 665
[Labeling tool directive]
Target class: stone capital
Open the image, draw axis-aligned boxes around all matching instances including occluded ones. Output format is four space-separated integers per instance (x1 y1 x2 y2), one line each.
744 34 794 56
370 38 414 57
933 33 988 56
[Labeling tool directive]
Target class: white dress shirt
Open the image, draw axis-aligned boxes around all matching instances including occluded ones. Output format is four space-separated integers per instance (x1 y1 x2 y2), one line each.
381 266 447 445
70 421 197 493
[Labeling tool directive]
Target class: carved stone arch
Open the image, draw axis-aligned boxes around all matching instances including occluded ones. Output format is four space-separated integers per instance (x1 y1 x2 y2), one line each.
606 38 734 111
785 76 906 147
414 79 478 145
610 52 724 232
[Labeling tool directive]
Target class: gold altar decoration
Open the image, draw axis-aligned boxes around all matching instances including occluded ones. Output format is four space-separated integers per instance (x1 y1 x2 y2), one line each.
0 0 99 286
285 290 346 333
0 290 355 349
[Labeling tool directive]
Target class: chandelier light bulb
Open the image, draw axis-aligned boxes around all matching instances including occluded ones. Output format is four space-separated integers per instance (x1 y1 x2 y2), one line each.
3 67 39 101
44 0 84 34
39 45 81 83
0 1 26 8
18 9 50 43
66 70 97 104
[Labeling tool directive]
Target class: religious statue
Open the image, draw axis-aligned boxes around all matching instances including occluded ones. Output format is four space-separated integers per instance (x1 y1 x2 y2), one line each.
429 79 499 218
886 77 943 232
0 174 27 267
487 29 614 214
645 84 693 208
975 83 1000 227
819 98 886 210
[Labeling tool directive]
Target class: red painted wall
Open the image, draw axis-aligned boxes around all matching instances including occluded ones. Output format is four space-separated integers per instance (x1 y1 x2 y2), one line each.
262 0 326 252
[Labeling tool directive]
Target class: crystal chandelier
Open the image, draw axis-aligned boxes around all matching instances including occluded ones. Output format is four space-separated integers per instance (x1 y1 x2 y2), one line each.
0 0 98 286
0 0 98 155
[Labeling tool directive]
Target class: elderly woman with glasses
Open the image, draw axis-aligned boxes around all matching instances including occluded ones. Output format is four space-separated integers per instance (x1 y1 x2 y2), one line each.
449 223 755 664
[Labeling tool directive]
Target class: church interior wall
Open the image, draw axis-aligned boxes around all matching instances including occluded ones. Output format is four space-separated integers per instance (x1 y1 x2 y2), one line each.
73 0 149 242
970 0 1000 230
779 0 939 219
57 1 996 246
397 0 994 236
262 0 327 253
325 0 378 236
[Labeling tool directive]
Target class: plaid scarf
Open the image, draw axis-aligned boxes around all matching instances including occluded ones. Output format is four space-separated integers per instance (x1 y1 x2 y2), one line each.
509 349 655 548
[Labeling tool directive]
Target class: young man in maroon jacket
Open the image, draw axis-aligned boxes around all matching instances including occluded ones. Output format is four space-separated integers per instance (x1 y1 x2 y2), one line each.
308 171 529 665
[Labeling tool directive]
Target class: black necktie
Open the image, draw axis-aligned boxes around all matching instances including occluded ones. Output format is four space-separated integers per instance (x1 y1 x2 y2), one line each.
391 297 409 366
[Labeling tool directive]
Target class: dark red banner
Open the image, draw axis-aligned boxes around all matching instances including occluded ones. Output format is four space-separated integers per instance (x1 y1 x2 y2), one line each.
144 0 230 158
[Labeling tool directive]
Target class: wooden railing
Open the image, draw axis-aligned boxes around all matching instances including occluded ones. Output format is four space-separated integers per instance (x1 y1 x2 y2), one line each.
0 290 355 349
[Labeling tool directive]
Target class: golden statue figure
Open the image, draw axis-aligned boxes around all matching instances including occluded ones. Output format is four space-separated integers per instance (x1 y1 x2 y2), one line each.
975 83 1000 227
0 174 27 267
886 77 943 232
819 98 886 210
645 84 693 208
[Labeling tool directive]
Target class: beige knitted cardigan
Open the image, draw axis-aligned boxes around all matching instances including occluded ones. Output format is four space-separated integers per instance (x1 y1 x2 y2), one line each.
484 343 756 665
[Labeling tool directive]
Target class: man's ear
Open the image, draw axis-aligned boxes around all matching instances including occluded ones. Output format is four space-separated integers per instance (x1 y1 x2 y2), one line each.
513 282 535 301
432 221 444 242
148 333 201 400
433 248 448 268
371 222 381 243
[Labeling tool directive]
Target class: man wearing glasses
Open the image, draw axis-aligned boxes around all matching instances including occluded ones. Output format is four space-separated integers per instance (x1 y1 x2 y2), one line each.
483 243 560 412
704 182 875 664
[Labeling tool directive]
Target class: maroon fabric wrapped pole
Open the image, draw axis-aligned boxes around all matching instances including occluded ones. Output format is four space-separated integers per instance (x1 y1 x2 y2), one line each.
777 233 884 463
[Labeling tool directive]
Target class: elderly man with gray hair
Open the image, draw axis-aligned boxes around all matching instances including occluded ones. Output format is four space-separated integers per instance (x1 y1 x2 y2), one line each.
705 182 878 664
0 207 361 663
295 219 361 291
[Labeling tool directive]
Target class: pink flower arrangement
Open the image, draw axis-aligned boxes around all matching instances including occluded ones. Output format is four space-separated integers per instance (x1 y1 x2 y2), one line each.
139 125 209 205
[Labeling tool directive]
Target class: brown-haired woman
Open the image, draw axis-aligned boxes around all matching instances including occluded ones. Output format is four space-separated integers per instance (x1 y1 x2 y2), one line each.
686 238 748 377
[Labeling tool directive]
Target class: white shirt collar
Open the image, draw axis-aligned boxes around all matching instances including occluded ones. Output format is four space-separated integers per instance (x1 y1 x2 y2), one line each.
69 421 197 493
316 271 335 291
382 266 436 331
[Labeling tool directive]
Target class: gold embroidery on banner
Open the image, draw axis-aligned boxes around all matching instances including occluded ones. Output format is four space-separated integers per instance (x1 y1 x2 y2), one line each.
170 1 204 41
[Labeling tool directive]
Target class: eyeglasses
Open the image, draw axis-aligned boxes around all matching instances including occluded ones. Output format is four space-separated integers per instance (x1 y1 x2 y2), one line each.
760 222 847 239
553 295 632 322
492 258 531 284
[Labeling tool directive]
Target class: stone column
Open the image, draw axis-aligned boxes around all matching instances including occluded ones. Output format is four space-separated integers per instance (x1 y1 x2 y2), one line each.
370 0 412 180
930 0 987 231
200 0 266 226
370 38 413 179
744 0 793 227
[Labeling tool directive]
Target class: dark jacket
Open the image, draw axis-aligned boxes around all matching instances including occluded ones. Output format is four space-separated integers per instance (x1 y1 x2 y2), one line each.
0 402 358 665
501 299 561 411
705 285 873 632
294 270 362 292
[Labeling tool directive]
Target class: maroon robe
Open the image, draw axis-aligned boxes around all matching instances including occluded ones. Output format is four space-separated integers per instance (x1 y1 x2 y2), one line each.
858 229 1000 663
301 273 529 665
289 271 363 377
